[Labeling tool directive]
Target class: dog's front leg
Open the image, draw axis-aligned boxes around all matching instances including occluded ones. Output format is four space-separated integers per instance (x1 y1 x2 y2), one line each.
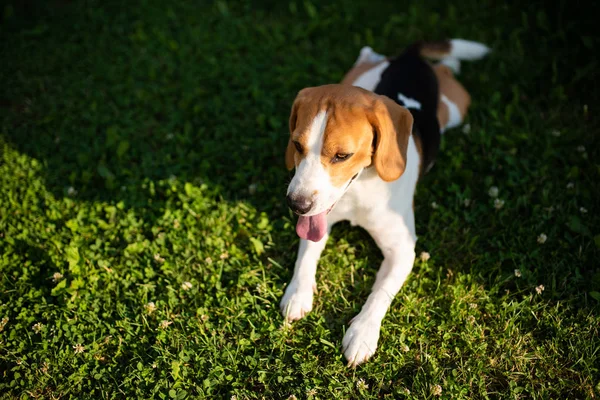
342 227 416 367
280 233 329 321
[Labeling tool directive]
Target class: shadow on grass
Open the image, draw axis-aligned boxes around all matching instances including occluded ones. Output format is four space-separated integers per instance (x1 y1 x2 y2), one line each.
2 0 599 299
1 0 310 217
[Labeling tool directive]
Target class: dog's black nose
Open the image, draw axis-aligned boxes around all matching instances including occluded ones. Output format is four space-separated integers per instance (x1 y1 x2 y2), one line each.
286 194 313 215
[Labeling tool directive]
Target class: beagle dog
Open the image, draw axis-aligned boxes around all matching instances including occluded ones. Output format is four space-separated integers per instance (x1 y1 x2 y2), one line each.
281 39 489 366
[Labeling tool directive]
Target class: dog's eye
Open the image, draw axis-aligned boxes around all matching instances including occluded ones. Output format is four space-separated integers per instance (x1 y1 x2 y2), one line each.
332 153 353 163
293 141 303 153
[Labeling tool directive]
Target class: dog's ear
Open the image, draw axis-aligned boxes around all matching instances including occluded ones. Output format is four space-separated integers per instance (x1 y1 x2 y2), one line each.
285 99 300 170
285 140 296 170
368 95 413 182
286 89 311 170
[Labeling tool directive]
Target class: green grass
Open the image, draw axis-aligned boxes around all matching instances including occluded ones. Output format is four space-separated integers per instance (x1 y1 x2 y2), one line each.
1 0 599 398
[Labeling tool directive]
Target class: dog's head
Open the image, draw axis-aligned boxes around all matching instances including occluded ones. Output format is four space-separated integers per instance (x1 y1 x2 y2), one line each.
285 84 414 242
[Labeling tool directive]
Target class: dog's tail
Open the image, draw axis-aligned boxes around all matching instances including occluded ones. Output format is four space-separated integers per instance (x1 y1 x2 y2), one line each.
412 39 490 73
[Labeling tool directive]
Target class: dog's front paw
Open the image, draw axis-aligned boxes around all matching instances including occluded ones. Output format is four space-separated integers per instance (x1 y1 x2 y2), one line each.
280 281 314 321
342 316 381 367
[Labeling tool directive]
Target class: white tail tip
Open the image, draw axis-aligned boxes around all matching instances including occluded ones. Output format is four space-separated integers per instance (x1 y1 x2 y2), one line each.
449 39 491 61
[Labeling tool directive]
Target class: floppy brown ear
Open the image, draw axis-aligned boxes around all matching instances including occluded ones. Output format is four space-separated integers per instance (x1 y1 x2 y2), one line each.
285 99 300 170
285 140 296 170
286 88 314 170
368 95 414 182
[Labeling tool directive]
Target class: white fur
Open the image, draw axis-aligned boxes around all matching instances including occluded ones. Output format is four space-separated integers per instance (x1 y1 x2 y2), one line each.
281 134 420 367
440 57 461 74
352 61 390 92
397 93 422 110
440 94 462 131
355 46 387 65
280 238 326 320
449 39 490 60
443 39 490 74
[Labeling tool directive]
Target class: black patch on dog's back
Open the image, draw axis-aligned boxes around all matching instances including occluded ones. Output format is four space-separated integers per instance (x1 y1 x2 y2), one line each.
374 47 440 173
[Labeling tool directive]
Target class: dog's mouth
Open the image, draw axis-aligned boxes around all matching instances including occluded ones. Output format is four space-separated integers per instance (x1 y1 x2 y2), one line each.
295 173 359 243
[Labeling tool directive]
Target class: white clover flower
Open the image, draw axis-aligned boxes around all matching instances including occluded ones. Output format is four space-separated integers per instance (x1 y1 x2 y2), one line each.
306 388 317 397
514 269 522 278
356 378 369 390
463 198 471 207
159 320 173 329
144 302 157 314
153 253 165 263
248 183 258 195
462 123 471 134
567 182 574 189
467 315 476 324
287 396 298 400
494 199 505 210
420 252 431 262
535 284 545 295
488 186 499 198
431 384 442 396
67 186 77 196
52 272 64 282
32 322 44 333
577 145 586 153
220 252 229 260
402 344 409 352
166 133 175 140
181 281 193 291
580 207 588 214
205 257 213 264
537 233 547 244
73 343 85 354
431 201 439 209
255 283 265 295
551 130 561 137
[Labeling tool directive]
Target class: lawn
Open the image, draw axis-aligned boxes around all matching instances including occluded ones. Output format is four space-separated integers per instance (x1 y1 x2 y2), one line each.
1 0 599 398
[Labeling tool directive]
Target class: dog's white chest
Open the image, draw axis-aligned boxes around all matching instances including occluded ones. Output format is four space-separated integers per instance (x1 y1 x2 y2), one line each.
327 136 420 235
329 169 388 227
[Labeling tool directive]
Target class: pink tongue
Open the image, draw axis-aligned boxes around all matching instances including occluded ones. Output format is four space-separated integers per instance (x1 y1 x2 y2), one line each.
296 211 327 242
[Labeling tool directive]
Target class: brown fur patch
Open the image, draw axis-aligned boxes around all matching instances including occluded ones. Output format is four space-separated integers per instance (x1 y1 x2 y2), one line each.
412 133 423 174
418 40 452 60
433 64 471 123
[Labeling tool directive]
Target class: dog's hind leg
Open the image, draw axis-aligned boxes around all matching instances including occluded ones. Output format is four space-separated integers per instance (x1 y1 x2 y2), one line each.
434 64 471 132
